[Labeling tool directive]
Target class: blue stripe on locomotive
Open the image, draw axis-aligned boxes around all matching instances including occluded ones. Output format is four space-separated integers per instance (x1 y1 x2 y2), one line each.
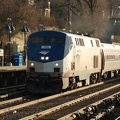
27 30 67 63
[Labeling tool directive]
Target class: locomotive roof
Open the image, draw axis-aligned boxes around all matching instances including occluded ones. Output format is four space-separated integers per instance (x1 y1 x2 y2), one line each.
29 30 99 40
29 30 66 36
101 42 120 49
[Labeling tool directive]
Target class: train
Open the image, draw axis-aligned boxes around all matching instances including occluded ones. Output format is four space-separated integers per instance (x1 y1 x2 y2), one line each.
26 30 120 93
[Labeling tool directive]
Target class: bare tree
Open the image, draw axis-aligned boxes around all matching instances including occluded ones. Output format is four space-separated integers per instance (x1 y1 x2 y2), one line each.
66 0 82 31
0 0 39 39
0 0 118 44
83 0 98 16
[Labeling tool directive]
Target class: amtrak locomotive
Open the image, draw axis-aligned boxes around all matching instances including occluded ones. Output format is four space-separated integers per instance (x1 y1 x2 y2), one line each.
26 30 120 93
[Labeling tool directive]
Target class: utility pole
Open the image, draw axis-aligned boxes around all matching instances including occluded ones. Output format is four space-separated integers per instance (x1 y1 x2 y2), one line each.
45 1 51 17
67 0 71 32
5 18 15 65
21 21 30 64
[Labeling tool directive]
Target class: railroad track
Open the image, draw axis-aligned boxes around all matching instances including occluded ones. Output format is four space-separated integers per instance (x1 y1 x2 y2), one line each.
0 84 29 101
22 84 120 120
59 92 120 120
0 78 120 120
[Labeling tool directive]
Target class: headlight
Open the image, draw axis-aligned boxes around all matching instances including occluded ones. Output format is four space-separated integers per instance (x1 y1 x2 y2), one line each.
41 56 44 60
45 56 49 60
31 63 34 66
55 63 59 67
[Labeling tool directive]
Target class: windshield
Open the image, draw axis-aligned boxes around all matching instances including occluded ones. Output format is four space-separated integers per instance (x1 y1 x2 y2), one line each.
30 36 65 44
30 36 44 43
48 37 65 44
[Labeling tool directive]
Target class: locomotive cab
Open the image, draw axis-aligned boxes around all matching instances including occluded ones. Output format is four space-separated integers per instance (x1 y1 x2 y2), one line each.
26 30 102 93
27 31 70 93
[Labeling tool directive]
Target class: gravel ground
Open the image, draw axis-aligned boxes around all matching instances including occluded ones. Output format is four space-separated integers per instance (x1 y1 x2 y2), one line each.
38 87 120 120
101 106 120 120
0 80 119 120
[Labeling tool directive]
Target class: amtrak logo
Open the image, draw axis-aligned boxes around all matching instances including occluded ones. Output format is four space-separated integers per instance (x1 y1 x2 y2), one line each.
39 51 50 55
76 54 80 62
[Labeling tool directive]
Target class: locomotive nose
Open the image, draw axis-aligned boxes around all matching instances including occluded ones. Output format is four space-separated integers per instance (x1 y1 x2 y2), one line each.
39 75 51 86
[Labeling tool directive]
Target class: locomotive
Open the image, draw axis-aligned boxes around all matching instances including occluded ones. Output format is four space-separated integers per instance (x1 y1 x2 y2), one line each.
26 30 120 93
